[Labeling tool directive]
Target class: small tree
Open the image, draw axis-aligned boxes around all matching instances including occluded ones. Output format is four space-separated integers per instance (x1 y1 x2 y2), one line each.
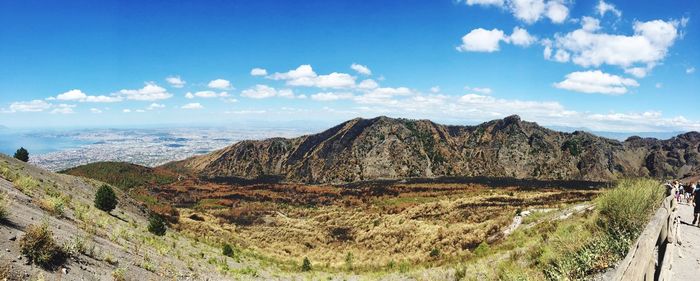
222 243 234 257
14 147 29 162
148 213 166 236
94 185 117 212
301 257 312 272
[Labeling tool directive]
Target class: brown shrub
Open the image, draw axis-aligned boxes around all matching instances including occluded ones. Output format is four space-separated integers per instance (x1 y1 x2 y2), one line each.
19 224 66 269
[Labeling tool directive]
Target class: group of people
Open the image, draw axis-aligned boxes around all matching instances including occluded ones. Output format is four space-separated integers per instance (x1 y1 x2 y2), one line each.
669 180 700 226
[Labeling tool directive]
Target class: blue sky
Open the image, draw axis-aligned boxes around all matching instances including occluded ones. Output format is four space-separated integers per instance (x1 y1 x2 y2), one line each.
0 0 698 132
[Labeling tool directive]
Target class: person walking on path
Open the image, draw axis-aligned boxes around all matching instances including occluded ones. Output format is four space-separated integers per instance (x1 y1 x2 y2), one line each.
692 182 700 226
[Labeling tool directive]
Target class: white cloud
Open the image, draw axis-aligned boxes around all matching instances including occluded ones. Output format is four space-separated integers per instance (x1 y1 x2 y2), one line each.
687 67 696 74
465 86 493 94
181 103 204 110
207 79 232 90
554 70 639 95
8 100 52 112
430 86 441 93
240 84 289 99
358 79 379 90
311 92 354 101
314 72 356 88
56 89 87 101
50 104 75 114
508 27 537 46
457 28 506 52
464 0 504 6
189 91 229 98
122 109 131 113
165 76 186 88
55 89 122 103
250 68 268 76
596 0 621 17
552 19 680 74
135 109 146 113
354 87 413 105
553 49 570 62
118 82 172 101
89 108 102 114
147 103 165 110
350 63 372 75
509 0 545 24
269 65 356 89
624 66 650 78
545 1 568 23
581 16 600 32
655 83 663 89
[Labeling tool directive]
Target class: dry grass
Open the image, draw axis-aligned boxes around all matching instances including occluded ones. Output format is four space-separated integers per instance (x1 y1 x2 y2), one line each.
170 181 598 271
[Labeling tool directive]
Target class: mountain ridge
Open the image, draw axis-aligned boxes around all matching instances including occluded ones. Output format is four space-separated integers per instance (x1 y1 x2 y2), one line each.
165 115 700 184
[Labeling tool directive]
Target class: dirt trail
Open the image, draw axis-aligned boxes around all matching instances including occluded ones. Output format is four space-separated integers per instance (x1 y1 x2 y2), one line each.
672 202 700 281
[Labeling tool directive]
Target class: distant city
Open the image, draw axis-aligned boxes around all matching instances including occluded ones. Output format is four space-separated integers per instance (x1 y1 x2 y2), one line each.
2 127 309 171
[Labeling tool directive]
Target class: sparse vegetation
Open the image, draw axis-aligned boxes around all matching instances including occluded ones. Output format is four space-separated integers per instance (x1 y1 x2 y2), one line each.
94 184 118 212
14 147 29 162
19 224 66 269
111 267 126 281
14 175 39 195
148 213 167 236
0 191 8 221
39 196 67 217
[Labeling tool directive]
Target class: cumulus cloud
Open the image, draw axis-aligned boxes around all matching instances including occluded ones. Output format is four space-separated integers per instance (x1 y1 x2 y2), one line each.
118 82 172 101
358 79 379 90
188 91 229 98
269 65 356 88
687 67 696 74
122 109 131 113
464 0 504 6
240 84 296 99
350 63 372 75
8 100 52 112
596 0 621 17
55 89 122 103
250 68 268 76
50 104 76 114
311 92 354 101
458 27 538 52
147 103 165 110
551 19 680 75
545 1 568 23
181 103 204 110
207 79 232 90
508 27 537 46
165 76 186 88
457 28 506 52
554 70 639 95
465 86 493 94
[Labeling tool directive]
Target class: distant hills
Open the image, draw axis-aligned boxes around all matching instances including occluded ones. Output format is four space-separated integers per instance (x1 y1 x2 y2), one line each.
165 115 700 184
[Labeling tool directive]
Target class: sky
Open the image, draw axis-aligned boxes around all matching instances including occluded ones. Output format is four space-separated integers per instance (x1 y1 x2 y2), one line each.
0 0 698 132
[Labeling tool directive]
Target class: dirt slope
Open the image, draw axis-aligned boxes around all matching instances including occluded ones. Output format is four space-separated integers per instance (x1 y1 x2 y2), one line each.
0 154 268 280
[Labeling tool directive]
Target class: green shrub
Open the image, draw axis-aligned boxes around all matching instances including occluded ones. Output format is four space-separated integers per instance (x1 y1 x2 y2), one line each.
474 241 490 257
94 185 118 212
19 224 66 269
222 243 234 257
148 213 166 236
39 196 66 217
13 147 29 162
301 257 312 272
429 248 440 258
